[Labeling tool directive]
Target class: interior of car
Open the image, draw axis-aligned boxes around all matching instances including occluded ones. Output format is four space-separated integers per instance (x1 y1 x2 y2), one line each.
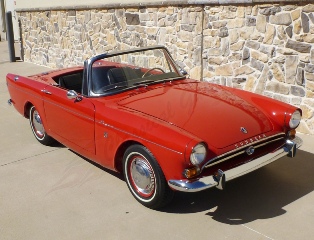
54 66 177 95
57 71 83 93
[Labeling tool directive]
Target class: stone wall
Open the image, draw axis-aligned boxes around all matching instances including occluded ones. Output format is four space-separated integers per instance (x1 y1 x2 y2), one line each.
201 4 314 134
19 7 203 73
18 3 314 134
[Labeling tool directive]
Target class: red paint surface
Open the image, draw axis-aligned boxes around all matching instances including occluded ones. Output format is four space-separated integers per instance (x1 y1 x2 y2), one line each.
6 69 300 181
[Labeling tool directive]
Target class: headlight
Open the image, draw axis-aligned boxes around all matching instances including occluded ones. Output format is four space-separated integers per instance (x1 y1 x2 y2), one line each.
289 110 301 129
190 143 207 166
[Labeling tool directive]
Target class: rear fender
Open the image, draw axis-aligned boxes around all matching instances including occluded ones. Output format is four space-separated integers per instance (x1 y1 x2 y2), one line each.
6 73 50 131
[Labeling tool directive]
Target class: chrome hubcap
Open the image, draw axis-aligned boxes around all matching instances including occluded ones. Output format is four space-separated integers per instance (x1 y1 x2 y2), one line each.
32 110 45 137
130 157 155 196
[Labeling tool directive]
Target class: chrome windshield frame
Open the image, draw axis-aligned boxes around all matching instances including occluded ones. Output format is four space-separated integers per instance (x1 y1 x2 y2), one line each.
82 46 185 97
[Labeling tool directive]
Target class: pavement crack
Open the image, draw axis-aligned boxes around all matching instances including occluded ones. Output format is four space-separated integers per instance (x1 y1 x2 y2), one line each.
0 148 61 167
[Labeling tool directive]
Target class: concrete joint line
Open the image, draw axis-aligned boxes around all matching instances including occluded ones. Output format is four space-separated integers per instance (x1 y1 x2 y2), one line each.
0 149 61 167
241 224 275 240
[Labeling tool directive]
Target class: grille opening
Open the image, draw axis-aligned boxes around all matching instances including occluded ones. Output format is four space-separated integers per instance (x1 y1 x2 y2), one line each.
201 134 286 177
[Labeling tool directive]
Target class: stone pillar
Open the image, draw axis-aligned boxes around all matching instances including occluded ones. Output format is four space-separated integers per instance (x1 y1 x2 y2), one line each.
0 0 6 41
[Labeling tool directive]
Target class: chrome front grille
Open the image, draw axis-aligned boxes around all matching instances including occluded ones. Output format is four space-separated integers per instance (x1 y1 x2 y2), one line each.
204 133 286 169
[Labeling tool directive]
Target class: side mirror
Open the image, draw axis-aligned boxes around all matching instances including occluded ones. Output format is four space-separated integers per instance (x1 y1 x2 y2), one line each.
67 90 82 102
67 90 78 99
67 90 83 102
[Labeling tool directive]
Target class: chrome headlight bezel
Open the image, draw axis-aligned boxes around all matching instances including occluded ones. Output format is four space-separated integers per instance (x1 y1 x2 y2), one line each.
289 110 301 129
190 143 207 166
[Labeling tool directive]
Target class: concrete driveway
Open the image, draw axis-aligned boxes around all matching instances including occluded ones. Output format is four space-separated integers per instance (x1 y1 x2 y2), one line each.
1 41 314 240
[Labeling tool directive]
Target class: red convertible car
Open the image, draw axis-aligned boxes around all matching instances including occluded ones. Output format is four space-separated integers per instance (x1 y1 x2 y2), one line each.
7 46 302 209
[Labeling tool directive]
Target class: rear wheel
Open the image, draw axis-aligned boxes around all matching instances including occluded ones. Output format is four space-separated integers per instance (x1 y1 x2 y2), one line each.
29 106 55 146
123 144 174 209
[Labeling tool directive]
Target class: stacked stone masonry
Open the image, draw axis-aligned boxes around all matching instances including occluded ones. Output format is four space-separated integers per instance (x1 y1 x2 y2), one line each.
18 3 314 134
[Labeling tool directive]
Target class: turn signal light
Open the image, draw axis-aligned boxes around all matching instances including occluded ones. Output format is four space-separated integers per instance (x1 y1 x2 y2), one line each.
183 167 200 179
288 129 296 139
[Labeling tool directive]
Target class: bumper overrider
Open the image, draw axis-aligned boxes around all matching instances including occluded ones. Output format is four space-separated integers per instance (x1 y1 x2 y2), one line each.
168 136 302 192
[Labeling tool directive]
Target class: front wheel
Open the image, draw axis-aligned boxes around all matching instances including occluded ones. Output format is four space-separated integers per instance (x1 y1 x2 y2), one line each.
123 144 174 209
29 106 55 146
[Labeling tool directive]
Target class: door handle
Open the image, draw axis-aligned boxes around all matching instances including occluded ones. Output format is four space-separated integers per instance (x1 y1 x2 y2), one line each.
41 89 52 95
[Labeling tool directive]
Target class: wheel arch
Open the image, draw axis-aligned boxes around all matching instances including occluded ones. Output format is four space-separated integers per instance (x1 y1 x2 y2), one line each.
114 140 143 173
24 101 33 119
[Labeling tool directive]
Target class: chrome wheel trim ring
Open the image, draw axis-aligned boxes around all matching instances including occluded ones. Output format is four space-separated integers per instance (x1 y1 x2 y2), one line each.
125 152 156 200
31 109 45 139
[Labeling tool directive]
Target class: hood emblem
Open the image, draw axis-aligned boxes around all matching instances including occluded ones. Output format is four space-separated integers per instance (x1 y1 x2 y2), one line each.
240 127 248 134
246 146 255 155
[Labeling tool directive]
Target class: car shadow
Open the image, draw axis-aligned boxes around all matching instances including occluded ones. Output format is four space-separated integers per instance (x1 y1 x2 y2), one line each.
45 149 124 196
69 149 124 181
50 141 66 148
162 150 314 224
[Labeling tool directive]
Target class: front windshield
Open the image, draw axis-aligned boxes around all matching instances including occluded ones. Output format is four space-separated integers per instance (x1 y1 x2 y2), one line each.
91 48 183 94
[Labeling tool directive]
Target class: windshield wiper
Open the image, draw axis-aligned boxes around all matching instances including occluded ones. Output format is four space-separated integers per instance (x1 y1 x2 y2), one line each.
102 85 126 92
133 80 156 86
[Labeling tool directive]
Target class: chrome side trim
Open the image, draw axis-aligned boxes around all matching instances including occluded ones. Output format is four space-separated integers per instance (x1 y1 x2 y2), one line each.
98 120 183 155
8 83 43 101
203 133 285 169
168 137 302 192
44 99 94 122
10 81 93 122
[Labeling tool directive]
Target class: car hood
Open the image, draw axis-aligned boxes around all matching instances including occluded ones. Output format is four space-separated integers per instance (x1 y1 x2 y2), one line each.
117 82 273 149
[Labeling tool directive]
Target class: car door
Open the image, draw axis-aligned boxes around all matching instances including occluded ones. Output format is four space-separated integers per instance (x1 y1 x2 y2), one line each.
42 85 95 154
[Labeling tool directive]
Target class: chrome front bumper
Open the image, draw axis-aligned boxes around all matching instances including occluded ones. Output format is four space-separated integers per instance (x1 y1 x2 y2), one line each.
168 136 302 192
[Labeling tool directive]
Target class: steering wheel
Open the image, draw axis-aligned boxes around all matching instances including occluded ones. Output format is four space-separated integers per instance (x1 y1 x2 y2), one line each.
142 68 165 78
